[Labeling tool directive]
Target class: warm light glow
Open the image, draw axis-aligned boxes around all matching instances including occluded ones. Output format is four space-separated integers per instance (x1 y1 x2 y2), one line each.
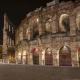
18 52 21 56
56 50 59 59
18 56 21 59
42 50 45 60
47 48 51 54
23 50 26 55
59 14 69 32
36 18 39 22
23 56 26 60
35 48 39 52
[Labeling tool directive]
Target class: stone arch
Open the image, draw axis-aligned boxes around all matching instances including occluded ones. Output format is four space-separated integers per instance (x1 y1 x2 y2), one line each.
45 48 53 65
59 46 72 66
31 47 39 65
17 41 29 64
59 14 70 33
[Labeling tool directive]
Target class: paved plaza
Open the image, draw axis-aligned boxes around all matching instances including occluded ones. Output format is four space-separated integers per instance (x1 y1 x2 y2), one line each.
0 64 80 80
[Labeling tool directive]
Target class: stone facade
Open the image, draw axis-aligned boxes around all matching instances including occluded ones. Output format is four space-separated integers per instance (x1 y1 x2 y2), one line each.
15 0 80 67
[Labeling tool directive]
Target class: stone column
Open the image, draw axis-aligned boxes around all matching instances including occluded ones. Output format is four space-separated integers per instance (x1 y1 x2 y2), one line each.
15 50 18 64
53 49 59 67
3 14 9 63
71 50 79 67
28 53 33 65
39 52 42 65
40 49 45 66
39 23 43 36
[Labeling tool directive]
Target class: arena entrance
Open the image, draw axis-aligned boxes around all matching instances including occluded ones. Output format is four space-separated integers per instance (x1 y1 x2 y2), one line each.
59 46 72 66
32 48 39 65
45 48 53 65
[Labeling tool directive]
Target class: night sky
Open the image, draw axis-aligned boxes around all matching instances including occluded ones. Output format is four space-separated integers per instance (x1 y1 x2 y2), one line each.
1 0 53 25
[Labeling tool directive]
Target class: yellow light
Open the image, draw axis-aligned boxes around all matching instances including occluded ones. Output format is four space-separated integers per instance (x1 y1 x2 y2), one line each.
42 50 45 60
23 50 26 56
23 56 26 59
18 52 21 56
36 18 39 22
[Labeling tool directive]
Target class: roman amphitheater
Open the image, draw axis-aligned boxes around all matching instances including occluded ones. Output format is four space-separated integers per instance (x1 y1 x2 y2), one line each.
15 0 80 67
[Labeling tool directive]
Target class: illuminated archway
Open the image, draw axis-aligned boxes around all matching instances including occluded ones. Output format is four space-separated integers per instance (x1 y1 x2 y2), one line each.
59 46 72 66
59 14 70 32
7 47 15 63
45 48 53 65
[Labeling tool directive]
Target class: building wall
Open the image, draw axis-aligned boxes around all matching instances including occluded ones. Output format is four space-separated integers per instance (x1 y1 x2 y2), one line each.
15 1 80 66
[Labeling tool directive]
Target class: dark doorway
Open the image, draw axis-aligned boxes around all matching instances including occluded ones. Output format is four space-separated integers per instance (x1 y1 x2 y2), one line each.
33 54 39 65
59 46 72 66
45 48 53 65
32 48 39 65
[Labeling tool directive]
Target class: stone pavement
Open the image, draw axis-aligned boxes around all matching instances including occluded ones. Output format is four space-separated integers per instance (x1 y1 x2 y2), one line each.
0 64 80 80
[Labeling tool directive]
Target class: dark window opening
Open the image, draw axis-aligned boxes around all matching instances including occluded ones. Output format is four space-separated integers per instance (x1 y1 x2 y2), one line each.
33 54 39 65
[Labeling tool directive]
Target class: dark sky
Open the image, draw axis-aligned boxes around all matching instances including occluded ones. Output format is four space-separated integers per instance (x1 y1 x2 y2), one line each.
1 0 53 25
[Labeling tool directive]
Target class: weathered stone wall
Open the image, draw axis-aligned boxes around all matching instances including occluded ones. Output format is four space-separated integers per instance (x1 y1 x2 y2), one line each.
15 1 80 66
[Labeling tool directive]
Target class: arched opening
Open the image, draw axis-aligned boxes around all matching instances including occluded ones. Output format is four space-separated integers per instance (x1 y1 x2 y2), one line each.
7 47 15 63
59 14 70 33
31 48 39 65
45 48 53 65
59 46 72 66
